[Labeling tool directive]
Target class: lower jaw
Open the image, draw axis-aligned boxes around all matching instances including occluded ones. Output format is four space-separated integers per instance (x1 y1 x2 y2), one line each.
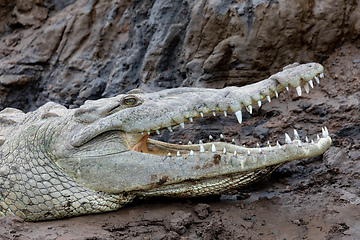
127 126 330 159
136 164 280 198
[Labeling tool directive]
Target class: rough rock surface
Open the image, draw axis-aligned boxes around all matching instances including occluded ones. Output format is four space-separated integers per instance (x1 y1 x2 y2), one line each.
0 0 359 111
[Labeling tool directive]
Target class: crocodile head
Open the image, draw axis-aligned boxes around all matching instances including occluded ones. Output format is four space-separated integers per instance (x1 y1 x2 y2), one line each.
48 62 331 197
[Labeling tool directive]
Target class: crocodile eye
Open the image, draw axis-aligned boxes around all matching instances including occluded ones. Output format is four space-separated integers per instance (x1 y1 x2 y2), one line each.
124 98 136 105
120 95 142 107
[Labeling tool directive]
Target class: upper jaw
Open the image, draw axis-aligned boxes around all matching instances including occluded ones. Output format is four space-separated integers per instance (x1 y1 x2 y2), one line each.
70 62 324 148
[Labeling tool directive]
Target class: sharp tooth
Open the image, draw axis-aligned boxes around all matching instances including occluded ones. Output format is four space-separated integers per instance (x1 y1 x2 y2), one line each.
266 95 271 102
177 151 181 157
223 148 226 154
306 136 309 142
189 117 193 122
325 127 329 137
240 159 244 168
190 150 194 156
322 127 328 138
275 90 279 98
167 152 171 157
247 150 250 155
298 141 302 147
212 111 216 116
235 110 242 124
147 131 151 135
277 141 281 149
286 86 289 91
220 134 225 141
179 122 185 128
212 144 216 152
188 141 192 145
232 139 236 144
296 86 302 96
267 141 272 151
285 133 292 144
199 140 203 144
156 129 160 135
258 100 262 107
223 111 227 117
246 105 253 114
179 141 182 145
311 140 314 144
209 135 213 141
167 126 173 132
304 82 310 93
317 135 320 141
233 151 237 157
256 143 261 153
320 72 324 78
200 112 204 117
294 129 299 140
200 145 205 153
309 79 314 88
315 76 320 84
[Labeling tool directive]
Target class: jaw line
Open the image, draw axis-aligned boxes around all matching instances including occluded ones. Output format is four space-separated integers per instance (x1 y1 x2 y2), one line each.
126 128 332 160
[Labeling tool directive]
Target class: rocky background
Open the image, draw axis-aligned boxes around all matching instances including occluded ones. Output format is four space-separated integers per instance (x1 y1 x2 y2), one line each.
0 0 359 111
0 0 360 239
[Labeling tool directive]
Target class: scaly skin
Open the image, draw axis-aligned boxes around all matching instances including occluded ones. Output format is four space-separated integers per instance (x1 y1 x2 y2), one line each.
0 63 331 221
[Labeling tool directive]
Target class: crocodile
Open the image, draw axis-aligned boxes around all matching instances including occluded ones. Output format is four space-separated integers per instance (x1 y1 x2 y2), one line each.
0 62 331 221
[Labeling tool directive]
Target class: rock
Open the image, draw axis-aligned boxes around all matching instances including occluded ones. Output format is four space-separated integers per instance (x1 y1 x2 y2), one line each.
309 105 329 116
164 231 181 240
200 219 224 240
0 216 28 239
253 125 269 142
13 1 48 28
0 0 359 111
336 123 360 140
163 210 193 235
348 151 360 161
0 75 33 87
193 203 211 220
323 147 350 169
0 64 42 111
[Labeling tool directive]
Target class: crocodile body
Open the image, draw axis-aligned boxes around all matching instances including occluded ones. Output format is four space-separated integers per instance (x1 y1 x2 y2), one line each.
0 63 331 221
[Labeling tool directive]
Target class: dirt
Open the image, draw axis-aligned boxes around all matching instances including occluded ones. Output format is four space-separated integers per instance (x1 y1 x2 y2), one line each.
0 42 359 239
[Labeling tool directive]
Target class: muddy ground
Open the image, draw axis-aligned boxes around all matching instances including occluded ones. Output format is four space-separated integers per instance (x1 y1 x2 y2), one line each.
0 44 359 239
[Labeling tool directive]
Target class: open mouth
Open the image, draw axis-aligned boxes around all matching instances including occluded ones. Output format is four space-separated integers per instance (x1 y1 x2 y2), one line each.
70 62 328 161
126 71 329 158
127 118 330 158
66 65 331 197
